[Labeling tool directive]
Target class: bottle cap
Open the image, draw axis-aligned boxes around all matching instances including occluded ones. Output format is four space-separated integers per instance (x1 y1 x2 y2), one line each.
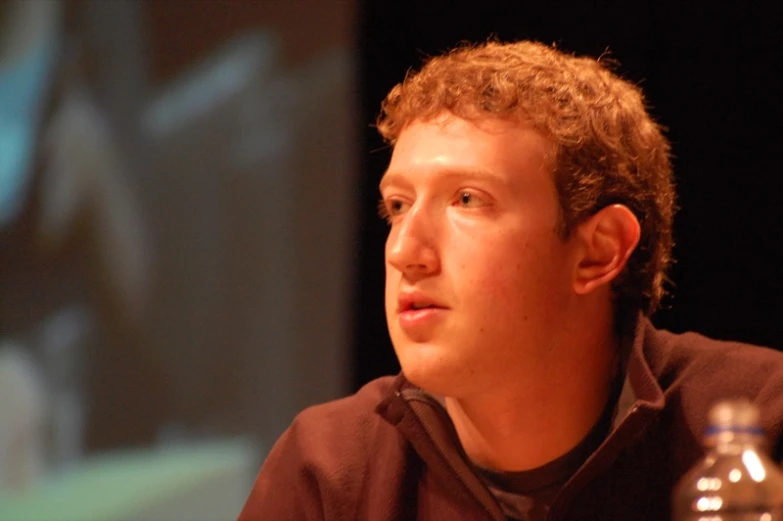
706 399 764 435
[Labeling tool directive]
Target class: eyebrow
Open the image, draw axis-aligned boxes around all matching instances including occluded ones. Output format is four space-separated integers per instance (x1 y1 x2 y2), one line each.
378 168 507 192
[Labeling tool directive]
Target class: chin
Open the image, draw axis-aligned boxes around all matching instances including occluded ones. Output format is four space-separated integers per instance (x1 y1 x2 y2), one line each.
395 343 466 397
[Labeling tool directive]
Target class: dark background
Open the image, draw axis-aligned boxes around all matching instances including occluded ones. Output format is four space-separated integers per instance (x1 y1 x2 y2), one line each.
353 1 783 389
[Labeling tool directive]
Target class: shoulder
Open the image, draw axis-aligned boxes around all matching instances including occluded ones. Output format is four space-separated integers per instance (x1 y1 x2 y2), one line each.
645 323 783 391
644 322 783 444
288 376 402 445
288 375 403 463
238 376 408 521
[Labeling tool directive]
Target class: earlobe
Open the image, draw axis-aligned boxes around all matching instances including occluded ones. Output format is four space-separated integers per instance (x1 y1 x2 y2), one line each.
573 204 641 295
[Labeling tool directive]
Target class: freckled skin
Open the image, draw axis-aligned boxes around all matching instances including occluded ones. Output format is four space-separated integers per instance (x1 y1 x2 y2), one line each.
381 115 582 400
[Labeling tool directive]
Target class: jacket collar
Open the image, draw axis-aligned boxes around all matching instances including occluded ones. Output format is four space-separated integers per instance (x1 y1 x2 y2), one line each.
376 376 506 520
375 314 667 519
549 315 666 518
613 313 667 427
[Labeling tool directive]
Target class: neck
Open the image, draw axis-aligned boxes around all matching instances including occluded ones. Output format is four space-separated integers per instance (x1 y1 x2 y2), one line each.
444 312 620 472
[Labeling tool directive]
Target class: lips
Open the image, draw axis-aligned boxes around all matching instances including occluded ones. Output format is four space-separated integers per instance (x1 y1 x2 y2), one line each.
395 292 448 333
397 292 447 314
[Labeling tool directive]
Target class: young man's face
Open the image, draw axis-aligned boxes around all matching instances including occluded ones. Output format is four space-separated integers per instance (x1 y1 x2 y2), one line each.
381 115 582 398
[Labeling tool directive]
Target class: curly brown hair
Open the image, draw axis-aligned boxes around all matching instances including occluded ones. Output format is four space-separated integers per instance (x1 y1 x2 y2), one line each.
377 40 676 321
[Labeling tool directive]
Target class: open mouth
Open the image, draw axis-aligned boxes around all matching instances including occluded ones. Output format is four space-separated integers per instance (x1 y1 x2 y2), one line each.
399 299 444 313
408 303 437 311
397 292 447 315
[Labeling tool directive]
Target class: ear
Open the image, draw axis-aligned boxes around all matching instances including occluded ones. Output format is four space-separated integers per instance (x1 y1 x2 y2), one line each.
573 204 641 295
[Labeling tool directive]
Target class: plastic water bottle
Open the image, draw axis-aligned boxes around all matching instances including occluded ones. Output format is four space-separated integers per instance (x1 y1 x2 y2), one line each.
672 400 783 521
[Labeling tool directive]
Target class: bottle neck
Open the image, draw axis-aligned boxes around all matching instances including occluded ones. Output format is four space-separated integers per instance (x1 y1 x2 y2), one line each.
706 428 767 454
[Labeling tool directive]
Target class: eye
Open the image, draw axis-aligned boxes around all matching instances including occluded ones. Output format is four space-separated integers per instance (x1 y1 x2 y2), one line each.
377 197 410 223
455 190 485 208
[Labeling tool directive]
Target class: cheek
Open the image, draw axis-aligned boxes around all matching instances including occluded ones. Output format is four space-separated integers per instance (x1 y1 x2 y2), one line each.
473 267 532 325
461 234 566 318
384 267 398 306
452 242 528 315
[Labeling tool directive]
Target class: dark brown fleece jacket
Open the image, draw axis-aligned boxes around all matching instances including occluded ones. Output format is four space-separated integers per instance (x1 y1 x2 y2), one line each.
239 318 783 521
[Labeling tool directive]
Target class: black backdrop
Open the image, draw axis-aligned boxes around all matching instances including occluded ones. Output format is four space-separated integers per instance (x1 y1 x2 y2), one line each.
353 1 783 390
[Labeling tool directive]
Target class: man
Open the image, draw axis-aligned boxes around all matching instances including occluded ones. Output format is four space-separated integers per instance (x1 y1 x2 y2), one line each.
238 40 783 521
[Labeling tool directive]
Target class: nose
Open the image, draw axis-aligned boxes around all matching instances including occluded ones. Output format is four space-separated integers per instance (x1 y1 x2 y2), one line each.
385 204 439 279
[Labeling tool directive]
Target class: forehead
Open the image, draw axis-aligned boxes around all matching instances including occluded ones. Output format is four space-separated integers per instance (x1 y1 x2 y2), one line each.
381 115 553 190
